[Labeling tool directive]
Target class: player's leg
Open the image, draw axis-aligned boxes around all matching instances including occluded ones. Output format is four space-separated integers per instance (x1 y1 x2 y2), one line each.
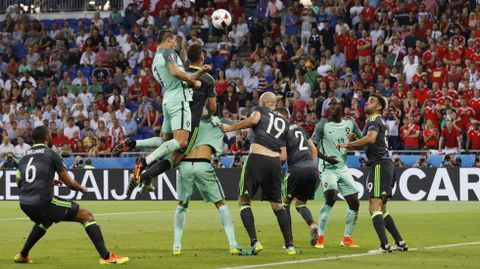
265 157 294 254
73 204 129 264
238 155 262 253
380 161 408 251
173 163 196 255
15 204 52 263
282 172 293 235
316 168 338 248
367 162 391 253
337 167 360 248
292 168 318 246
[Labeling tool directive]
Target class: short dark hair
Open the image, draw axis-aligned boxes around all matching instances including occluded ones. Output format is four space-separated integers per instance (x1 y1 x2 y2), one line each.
31 126 49 144
187 44 204 63
372 94 386 112
158 30 175 43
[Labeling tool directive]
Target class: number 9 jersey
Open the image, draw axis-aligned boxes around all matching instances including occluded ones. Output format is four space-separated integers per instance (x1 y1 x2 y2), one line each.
251 107 289 153
17 144 68 206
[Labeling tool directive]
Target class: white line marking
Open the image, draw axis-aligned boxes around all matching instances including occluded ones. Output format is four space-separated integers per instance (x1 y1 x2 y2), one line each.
219 241 480 269
0 210 164 221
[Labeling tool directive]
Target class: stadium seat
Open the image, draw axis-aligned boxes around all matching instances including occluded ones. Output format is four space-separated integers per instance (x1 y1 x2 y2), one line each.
458 155 475 167
346 156 361 168
220 156 234 168
400 155 420 167
13 44 28 59
427 155 444 168
41 19 53 30
79 66 93 77
67 18 78 26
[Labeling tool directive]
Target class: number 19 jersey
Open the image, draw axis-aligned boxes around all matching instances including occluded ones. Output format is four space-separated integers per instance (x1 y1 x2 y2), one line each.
152 48 191 103
17 144 68 205
252 107 289 153
312 118 362 170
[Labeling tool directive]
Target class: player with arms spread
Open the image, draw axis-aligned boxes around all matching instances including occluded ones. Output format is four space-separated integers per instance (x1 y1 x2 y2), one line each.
172 116 246 256
312 97 362 249
126 31 210 184
278 107 320 247
14 126 128 264
220 92 296 255
338 94 408 253
114 44 216 194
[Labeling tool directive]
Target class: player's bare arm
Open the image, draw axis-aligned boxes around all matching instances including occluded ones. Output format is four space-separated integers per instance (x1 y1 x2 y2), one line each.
338 130 378 149
280 146 287 162
207 96 217 115
58 170 88 194
307 139 318 165
220 111 261 133
167 62 202 88
316 148 339 165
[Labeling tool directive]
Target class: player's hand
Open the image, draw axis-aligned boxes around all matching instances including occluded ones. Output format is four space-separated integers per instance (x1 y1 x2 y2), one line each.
347 132 357 141
219 123 231 133
79 186 88 194
337 142 350 149
324 156 338 165
52 179 63 186
201 64 212 72
192 80 202 89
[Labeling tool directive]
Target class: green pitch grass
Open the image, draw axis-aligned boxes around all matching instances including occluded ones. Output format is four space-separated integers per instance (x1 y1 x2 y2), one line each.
0 201 479 269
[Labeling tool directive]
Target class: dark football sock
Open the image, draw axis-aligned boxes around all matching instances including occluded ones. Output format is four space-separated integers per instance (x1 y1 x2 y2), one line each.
84 221 110 259
283 205 292 235
21 223 49 256
371 211 389 247
140 159 173 185
240 205 257 245
296 205 314 226
274 208 293 247
383 212 403 243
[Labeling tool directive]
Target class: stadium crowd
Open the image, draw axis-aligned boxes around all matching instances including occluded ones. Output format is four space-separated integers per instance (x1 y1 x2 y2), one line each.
1 0 480 167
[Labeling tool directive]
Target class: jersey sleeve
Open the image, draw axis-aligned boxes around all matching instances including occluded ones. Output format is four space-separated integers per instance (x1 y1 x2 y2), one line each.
351 120 363 138
366 117 381 133
205 74 216 97
52 151 67 174
163 49 177 64
311 119 326 145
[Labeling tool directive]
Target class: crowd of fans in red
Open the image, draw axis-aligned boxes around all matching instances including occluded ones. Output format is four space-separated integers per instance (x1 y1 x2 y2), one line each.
1 0 480 162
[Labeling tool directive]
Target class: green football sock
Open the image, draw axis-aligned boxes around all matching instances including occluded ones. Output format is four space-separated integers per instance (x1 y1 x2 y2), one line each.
344 209 358 237
136 137 164 148
318 204 332 236
146 139 181 165
173 206 186 249
218 205 237 248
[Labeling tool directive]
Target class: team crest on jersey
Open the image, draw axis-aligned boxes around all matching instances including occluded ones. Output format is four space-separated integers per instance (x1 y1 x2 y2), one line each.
168 53 176 61
345 127 351 133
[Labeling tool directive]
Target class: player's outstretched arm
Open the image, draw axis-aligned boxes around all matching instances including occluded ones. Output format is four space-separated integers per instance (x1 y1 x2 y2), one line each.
220 111 261 133
338 130 378 149
58 170 88 194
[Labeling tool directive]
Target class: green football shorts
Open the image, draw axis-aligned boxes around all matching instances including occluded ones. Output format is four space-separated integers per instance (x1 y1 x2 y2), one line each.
320 165 358 197
177 161 225 203
162 101 191 133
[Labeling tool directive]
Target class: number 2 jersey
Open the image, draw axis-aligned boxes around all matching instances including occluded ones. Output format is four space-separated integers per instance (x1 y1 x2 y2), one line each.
312 118 362 170
363 114 390 164
251 107 289 153
285 125 315 168
17 144 67 205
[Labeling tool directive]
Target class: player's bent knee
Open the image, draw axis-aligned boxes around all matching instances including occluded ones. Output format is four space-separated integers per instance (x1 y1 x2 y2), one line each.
270 202 283 211
75 208 94 223
215 199 226 208
324 190 337 207
345 194 360 211
177 201 189 208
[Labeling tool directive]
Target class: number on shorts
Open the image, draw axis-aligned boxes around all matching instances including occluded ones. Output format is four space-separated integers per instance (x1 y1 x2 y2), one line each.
367 182 373 193
295 131 308 151
266 112 286 139
25 157 36 183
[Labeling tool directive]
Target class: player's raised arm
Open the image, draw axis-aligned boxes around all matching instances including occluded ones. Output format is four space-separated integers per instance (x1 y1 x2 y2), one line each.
220 111 261 133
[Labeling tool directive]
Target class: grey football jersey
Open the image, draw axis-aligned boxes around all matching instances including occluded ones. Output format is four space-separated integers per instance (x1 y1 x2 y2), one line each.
286 125 314 168
251 107 289 153
362 114 390 164
17 144 67 205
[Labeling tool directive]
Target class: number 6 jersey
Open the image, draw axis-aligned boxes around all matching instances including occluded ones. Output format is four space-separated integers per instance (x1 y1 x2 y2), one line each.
251 107 289 153
17 144 68 205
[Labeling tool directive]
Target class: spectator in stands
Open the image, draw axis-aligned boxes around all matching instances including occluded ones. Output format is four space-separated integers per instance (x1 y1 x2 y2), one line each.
466 120 480 151
0 135 15 158
474 155 480 168
439 120 462 152
0 152 18 169
401 116 421 150
392 154 406 168
232 154 243 168
14 136 30 158
423 120 440 150
415 154 431 168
